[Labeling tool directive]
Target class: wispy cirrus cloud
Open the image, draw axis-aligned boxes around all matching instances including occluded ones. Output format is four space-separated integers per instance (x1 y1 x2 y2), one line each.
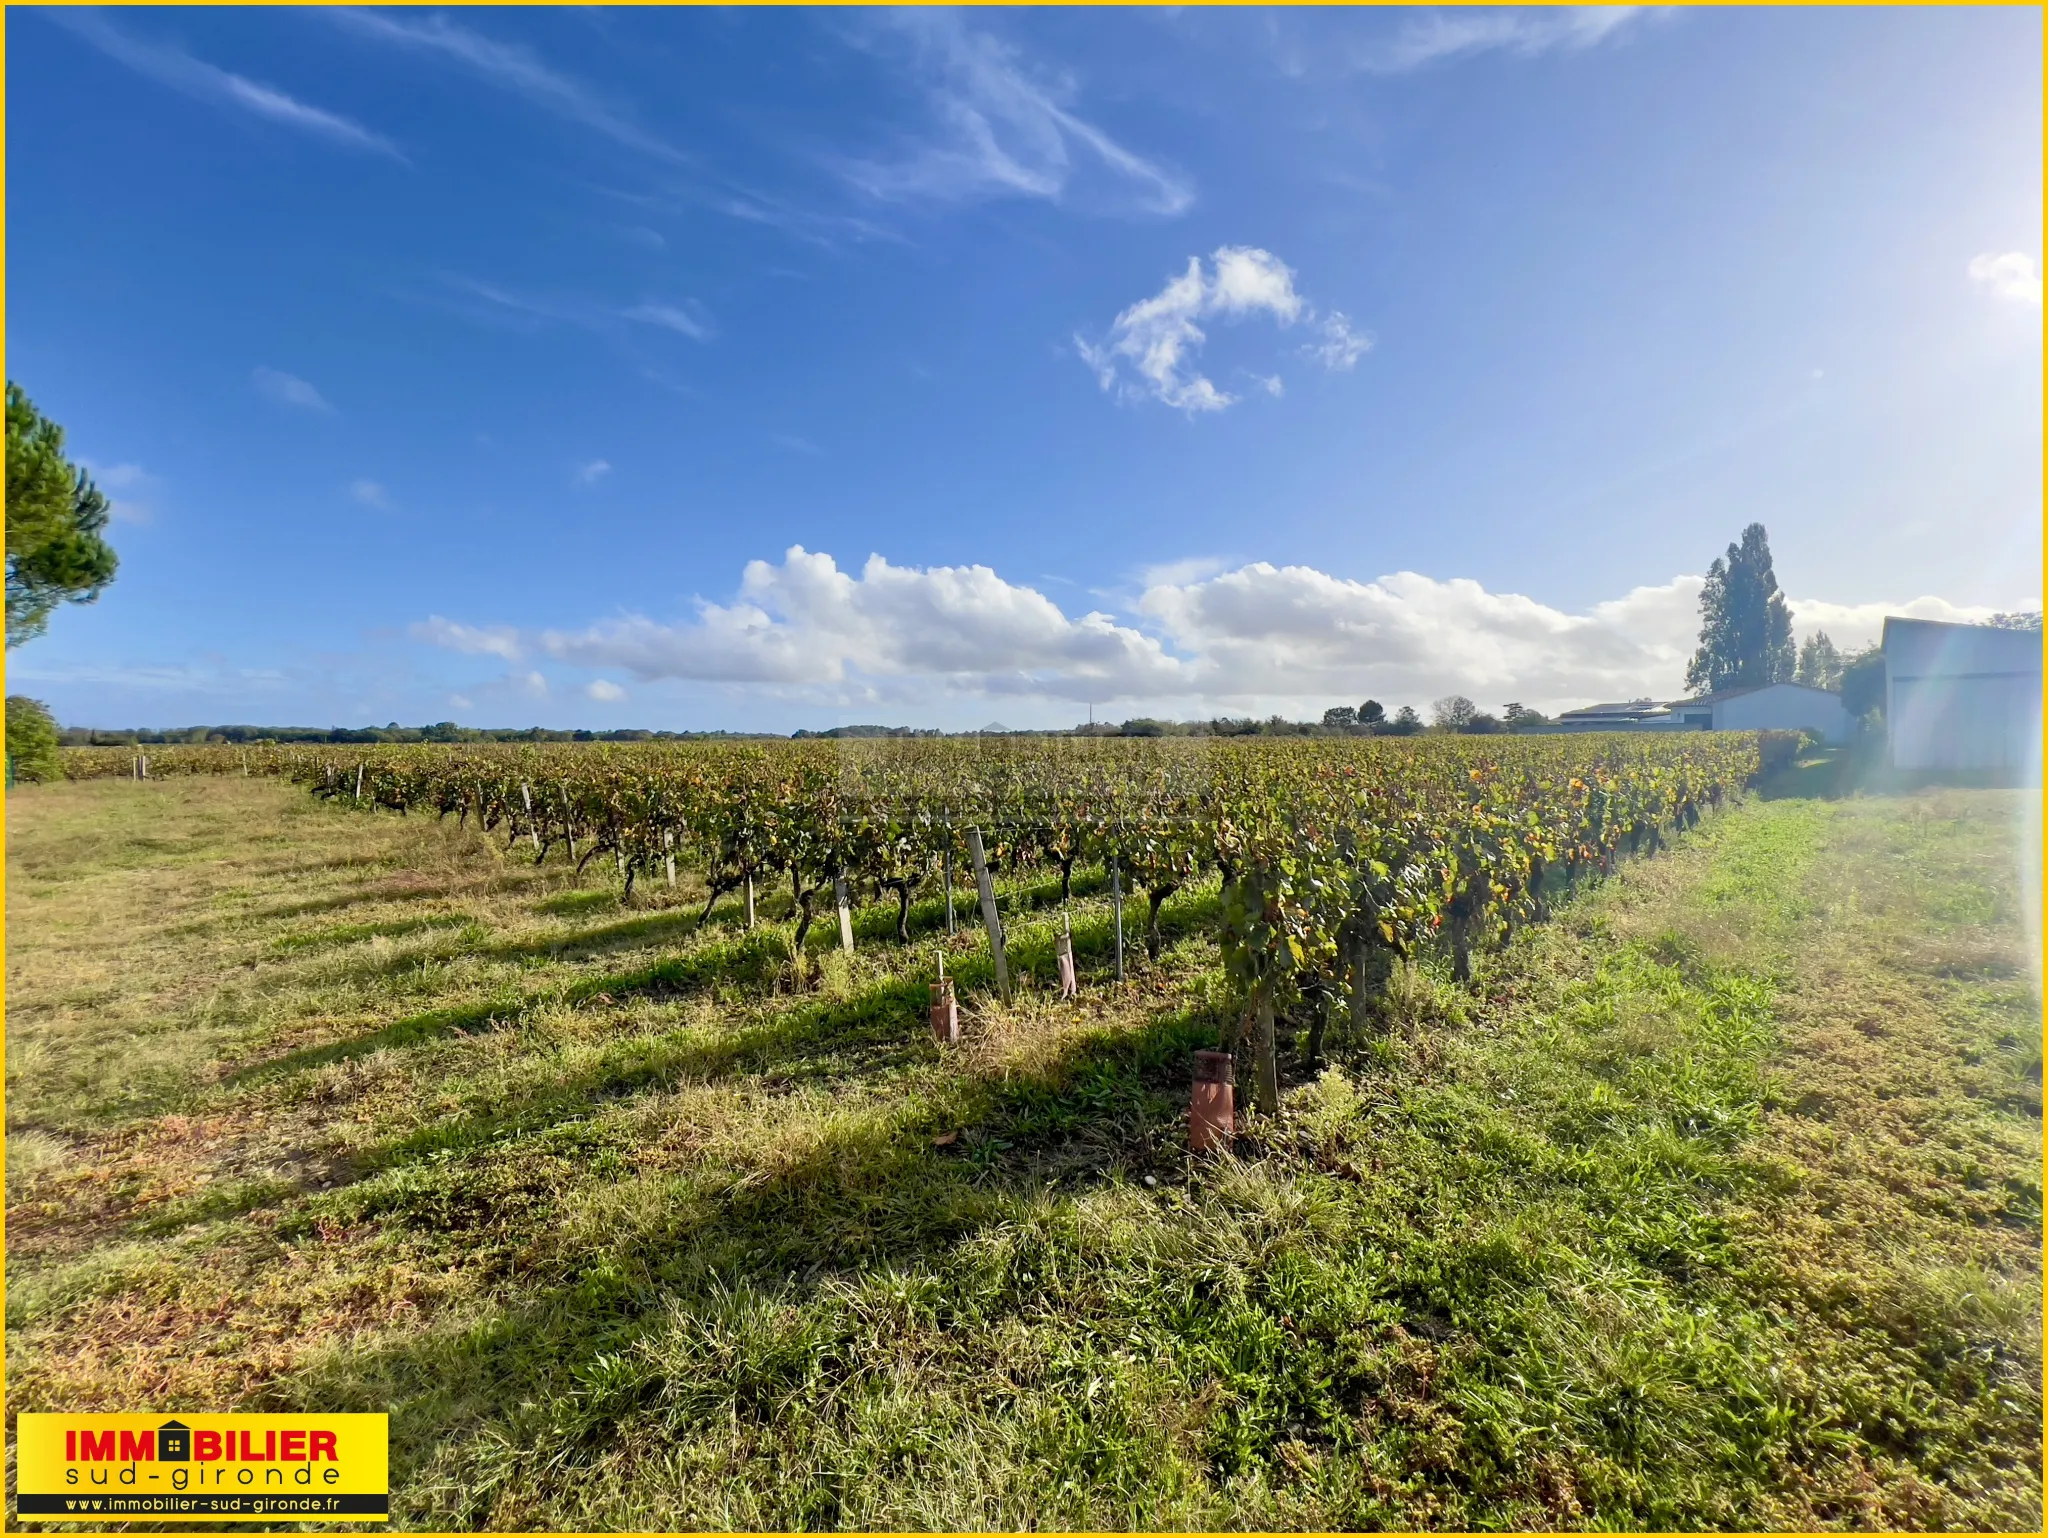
326 7 691 166
350 478 392 509
839 12 1192 217
253 367 334 412
1077 247 1368 413
409 615 523 662
49 9 403 159
1355 6 1654 74
622 302 715 341
450 278 717 347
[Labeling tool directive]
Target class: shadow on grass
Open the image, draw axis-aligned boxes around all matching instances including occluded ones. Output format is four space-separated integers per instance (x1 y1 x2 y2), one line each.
327 915 1229 1189
271 913 480 954
264 992 1229 1526
223 929 799 1087
1761 746 2043 801
1757 751 1850 802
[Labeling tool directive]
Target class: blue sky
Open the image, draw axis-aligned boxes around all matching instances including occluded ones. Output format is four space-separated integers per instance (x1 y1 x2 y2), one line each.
6 5 2041 730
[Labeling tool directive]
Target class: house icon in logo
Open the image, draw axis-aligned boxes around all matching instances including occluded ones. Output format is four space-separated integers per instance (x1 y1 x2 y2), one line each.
157 1421 191 1462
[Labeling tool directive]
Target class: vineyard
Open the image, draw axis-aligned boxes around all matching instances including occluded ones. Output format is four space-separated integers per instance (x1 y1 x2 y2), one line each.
59 733 1771 1112
15 731 2038 1528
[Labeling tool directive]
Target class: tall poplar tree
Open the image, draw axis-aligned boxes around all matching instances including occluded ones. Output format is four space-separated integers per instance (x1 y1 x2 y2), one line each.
1684 523 1795 694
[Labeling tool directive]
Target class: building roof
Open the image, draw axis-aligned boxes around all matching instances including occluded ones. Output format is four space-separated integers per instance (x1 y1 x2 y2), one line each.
1678 681 1844 707
1557 698 1671 722
1560 680 1848 722
1882 616 2043 680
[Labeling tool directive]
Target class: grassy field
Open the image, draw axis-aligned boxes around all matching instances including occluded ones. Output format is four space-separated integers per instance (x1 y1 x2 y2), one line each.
5 772 2041 1530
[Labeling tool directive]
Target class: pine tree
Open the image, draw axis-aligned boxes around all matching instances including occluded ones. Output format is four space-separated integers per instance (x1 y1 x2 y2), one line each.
7 383 119 647
1685 523 1795 694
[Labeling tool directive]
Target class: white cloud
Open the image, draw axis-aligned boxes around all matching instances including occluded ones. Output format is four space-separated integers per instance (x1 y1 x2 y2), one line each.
517 670 550 699
350 479 391 509
449 694 474 712
1137 556 1232 590
537 546 1186 698
326 8 688 166
410 616 523 662
1784 594 1999 655
575 460 612 486
51 11 403 158
840 13 1192 216
1968 251 2043 308
1208 247 1305 321
1309 312 1372 370
1078 247 1359 412
585 679 627 703
1356 7 1651 73
427 546 2027 719
254 367 333 412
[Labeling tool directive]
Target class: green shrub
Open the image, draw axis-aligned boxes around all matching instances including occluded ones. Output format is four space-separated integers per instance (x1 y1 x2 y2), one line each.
1754 729 1802 779
6 694 64 782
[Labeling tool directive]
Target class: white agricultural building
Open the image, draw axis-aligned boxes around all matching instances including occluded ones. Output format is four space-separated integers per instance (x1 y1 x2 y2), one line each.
1882 617 2042 774
1551 682 1852 742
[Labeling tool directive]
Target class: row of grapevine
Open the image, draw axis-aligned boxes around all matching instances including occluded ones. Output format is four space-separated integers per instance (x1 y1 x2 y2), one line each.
60 735 1765 1104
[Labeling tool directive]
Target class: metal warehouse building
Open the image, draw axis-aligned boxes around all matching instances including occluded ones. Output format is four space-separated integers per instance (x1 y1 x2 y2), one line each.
1551 682 1852 742
1883 617 2042 774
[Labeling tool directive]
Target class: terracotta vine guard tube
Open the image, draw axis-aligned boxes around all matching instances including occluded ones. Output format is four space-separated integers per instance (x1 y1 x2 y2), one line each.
1189 1050 1235 1150
929 951 960 1045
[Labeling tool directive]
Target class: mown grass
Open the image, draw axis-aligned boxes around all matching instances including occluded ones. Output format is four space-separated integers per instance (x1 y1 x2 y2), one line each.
4 775 2040 1530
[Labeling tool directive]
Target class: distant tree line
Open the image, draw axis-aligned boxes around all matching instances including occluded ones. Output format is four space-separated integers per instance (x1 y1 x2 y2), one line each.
53 723 777 746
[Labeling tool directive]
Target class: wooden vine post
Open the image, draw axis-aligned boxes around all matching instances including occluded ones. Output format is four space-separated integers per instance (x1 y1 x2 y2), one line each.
1252 977 1279 1116
943 845 957 937
1109 855 1126 983
965 826 1010 1003
521 783 541 851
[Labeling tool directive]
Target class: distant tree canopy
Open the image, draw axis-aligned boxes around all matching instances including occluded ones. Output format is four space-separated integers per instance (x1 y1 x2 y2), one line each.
1685 523 1795 695
1987 611 2044 631
1840 645 1886 720
1796 631 1844 690
1431 695 1478 730
1501 702 1550 729
1384 705 1423 736
1321 705 1358 730
1358 699 1386 726
7 383 119 647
